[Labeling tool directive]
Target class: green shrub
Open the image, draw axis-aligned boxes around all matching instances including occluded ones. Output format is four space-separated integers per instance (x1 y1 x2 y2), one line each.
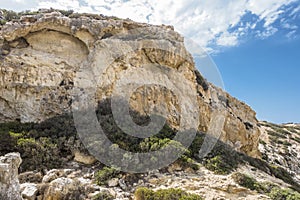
232 172 300 199
140 137 173 152
187 134 204 157
272 127 291 136
17 136 60 171
292 137 300 143
269 187 300 200
199 138 241 175
92 191 114 200
231 172 260 191
267 130 286 139
0 19 7 25
95 167 120 185
17 138 36 146
9 131 23 138
282 140 292 146
285 127 298 134
0 117 79 172
204 154 238 175
259 139 267 145
178 155 200 171
134 187 203 200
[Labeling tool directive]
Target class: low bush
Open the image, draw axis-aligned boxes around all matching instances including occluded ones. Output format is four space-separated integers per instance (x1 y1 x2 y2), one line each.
134 187 203 200
202 142 241 175
232 172 300 199
231 172 261 191
92 191 114 200
269 187 300 200
95 167 120 186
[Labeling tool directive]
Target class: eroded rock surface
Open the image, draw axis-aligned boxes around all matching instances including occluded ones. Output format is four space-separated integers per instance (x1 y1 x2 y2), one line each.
0 10 260 157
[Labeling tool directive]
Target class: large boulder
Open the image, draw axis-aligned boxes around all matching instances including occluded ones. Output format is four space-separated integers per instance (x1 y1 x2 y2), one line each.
0 152 22 200
43 177 83 200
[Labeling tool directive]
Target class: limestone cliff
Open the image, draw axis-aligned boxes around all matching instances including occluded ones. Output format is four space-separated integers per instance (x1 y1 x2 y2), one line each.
0 10 260 157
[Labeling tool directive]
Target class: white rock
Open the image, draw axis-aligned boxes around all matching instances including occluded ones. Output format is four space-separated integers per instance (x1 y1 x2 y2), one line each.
108 178 119 187
42 169 60 183
77 177 92 185
74 151 97 165
21 183 38 200
119 179 127 190
0 153 23 200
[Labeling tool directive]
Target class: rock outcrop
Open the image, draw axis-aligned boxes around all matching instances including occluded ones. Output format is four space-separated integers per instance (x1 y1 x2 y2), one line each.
258 121 300 183
0 152 22 200
0 10 260 157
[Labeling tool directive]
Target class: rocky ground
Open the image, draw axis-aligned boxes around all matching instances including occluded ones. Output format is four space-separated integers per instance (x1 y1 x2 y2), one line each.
1 142 299 200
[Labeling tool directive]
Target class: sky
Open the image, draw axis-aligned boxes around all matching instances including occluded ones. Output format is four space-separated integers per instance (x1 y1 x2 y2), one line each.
1 0 299 123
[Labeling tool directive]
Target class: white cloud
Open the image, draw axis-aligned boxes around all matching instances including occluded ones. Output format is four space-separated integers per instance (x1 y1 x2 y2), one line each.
216 32 239 47
256 26 278 39
286 30 297 38
282 23 298 29
2 0 299 53
290 5 300 16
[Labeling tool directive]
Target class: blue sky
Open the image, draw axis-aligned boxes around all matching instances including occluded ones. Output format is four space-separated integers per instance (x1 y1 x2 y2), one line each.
1 0 300 123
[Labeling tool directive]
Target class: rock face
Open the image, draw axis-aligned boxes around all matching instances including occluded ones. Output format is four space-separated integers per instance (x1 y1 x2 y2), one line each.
0 152 22 200
0 11 260 157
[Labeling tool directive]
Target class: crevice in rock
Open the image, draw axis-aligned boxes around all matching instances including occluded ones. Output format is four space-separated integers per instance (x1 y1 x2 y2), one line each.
1 40 10 56
101 32 114 40
9 37 29 49
194 70 208 91
244 122 254 130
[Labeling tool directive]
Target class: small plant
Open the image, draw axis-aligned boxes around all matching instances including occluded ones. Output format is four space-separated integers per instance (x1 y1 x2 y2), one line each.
0 19 6 25
17 137 36 146
232 172 300 199
292 136 300 143
267 130 286 139
92 191 114 200
9 131 23 138
95 167 120 185
134 187 203 200
259 139 267 145
269 187 300 200
204 154 237 175
282 140 292 146
178 155 200 171
231 172 260 191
